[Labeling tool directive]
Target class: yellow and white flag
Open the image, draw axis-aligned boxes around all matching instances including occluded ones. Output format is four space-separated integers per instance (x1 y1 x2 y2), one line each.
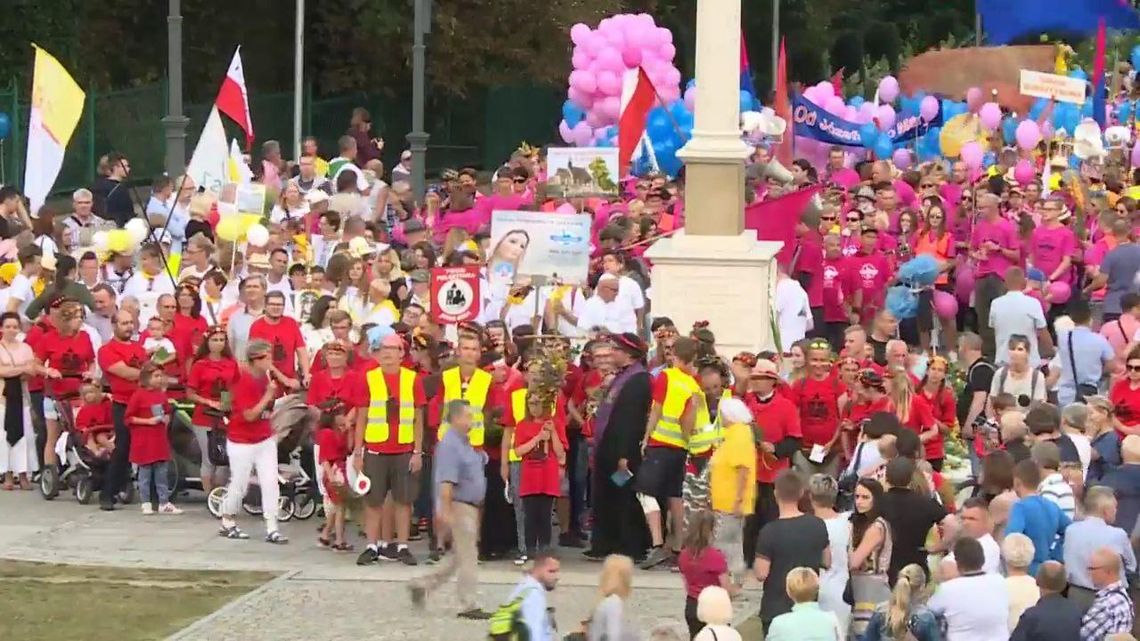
187 106 229 194
23 45 85 211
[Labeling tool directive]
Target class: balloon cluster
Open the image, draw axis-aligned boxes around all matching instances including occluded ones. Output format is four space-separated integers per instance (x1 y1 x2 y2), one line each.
216 214 268 245
559 14 697 176
92 218 151 255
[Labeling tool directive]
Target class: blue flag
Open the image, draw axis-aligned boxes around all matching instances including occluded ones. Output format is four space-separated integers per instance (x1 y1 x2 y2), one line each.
978 0 1140 45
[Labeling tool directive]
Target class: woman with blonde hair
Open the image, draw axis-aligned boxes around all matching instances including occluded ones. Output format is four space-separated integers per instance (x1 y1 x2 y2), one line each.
373 247 408 304
587 555 640 641
766 567 843 640
270 180 309 225
862 563 939 641
886 369 938 469
1002 533 1039 631
347 278 399 328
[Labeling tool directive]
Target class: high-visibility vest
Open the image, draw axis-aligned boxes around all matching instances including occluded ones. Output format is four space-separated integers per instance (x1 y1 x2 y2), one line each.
652 367 702 448
364 367 418 445
688 390 735 455
507 387 559 462
437 367 492 447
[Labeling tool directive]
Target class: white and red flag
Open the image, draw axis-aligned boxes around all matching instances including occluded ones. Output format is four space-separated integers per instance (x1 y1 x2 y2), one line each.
214 47 254 148
618 67 658 175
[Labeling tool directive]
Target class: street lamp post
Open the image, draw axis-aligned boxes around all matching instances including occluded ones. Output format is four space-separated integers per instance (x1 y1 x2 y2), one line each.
293 0 305 160
407 0 430 203
162 0 189 177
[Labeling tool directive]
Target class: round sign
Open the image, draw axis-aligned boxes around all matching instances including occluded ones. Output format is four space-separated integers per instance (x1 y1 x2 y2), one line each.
436 277 475 317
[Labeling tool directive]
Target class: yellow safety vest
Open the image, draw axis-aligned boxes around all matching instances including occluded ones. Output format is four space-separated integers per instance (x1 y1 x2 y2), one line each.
507 387 560 462
652 367 702 448
437 367 492 447
688 390 734 455
364 367 418 445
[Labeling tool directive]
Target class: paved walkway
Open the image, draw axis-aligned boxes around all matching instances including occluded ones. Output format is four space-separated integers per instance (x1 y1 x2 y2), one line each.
0 491 763 640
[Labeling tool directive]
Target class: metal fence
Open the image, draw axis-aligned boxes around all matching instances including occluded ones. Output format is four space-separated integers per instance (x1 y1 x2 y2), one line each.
0 80 562 197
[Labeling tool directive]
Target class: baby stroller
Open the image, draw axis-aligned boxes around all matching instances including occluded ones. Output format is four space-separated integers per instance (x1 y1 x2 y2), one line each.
39 376 133 505
206 391 318 521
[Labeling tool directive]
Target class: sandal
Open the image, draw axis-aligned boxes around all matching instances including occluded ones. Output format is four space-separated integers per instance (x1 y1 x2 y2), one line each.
219 525 250 540
265 530 289 545
332 541 354 552
318 536 332 548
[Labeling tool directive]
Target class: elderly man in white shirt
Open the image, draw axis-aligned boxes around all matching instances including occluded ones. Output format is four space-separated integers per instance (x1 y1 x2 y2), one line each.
775 269 813 352
577 274 637 335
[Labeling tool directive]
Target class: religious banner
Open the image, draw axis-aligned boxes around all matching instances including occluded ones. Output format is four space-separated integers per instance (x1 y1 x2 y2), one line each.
489 210 592 287
430 266 481 324
24 45 85 212
545 147 620 198
791 94 942 148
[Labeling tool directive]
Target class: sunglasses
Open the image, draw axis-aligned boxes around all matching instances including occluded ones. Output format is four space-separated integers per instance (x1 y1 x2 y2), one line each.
513 178 527 184
920 183 935 189
821 216 837 221
846 217 860 222
1127 364 1140 372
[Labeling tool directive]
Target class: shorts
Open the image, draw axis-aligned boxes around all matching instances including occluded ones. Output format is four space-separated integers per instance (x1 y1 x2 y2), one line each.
44 401 61 422
362 451 418 507
634 446 687 499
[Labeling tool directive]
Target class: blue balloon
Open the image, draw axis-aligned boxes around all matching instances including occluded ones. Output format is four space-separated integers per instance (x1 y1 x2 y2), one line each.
669 99 688 118
686 78 697 91
1119 101 1133 122
1069 68 1088 81
982 151 996 168
1132 45 1140 71
1069 155 1082 170
562 100 584 129
1081 99 1093 118
1001 117 1018 145
739 90 754 114
873 133 893 159
0 113 10 141
849 96 865 108
859 122 879 148
1029 97 1047 120
647 108 672 140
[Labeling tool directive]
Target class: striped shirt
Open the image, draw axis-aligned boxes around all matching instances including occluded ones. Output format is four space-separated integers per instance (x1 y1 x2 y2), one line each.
1039 472 1077 520
1079 582 1134 641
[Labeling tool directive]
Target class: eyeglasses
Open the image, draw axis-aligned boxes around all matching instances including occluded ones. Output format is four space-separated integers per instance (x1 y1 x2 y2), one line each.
1127 364 1140 372
920 184 935 189
821 216 837 221
846 217 860 222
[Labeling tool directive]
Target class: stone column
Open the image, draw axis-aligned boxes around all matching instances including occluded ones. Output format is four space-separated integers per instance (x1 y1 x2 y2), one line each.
645 0 783 355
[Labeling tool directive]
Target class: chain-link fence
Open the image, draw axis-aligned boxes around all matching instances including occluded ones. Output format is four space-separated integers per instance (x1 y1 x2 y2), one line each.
0 81 562 198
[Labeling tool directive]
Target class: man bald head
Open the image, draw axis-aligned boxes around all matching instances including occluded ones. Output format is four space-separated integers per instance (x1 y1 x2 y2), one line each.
1090 547 1124 589
1035 560 1068 595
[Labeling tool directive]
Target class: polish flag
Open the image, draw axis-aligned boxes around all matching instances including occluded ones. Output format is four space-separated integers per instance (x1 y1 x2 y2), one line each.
215 47 254 149
618 67 658 174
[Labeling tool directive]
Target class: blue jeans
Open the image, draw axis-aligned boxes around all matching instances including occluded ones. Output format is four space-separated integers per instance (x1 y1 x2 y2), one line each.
138 461 171 506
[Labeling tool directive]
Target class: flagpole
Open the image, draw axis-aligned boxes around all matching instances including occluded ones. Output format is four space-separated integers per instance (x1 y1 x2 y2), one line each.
771 0 780 93
292 0 305 160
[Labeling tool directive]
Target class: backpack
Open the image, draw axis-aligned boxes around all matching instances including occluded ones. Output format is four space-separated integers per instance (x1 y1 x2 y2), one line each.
997 366 1041 404
488 587 535 641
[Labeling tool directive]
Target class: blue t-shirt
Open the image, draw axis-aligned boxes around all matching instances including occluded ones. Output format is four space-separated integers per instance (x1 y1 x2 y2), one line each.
1100 243 1140 315
1006 494 1071 574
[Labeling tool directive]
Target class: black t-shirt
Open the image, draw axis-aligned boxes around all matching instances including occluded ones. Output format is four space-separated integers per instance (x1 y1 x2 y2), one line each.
878 487 946 586
755 514 829 622
1052 433 1082 466
870 338 889 366
957 358 995 431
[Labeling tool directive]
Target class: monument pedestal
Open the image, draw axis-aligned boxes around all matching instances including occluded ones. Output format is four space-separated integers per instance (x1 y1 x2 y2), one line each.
645 230 783 356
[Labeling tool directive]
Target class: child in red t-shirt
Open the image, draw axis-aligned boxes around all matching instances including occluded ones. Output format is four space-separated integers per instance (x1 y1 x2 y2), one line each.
513 394 565 558
75 382 114 459
317 411 352 551
126 363 181 515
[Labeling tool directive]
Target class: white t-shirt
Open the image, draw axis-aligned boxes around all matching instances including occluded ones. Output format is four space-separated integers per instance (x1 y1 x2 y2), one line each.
615 274 645 312
7 274 33 318
122 271 176 324
331 159 369 193
775 277 813 351
269 203 310 225
576 295 637 335
989 291 1047 367
944 533 1002 575
545 286 587 338
990 366 1047 412
143 337 176 360
928 572 1010 641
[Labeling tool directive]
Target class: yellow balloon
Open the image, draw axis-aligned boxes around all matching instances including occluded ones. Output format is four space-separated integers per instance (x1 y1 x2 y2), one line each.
239 214 262 233
939 113 989 158
107 230 131 253
216 217 242 242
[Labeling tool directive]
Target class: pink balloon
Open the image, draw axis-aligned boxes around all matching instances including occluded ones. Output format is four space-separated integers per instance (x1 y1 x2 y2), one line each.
559 120 574 144
581 32 604 56
891 148 912 169
1047 280 1072 305
919 95 939 123
1028 289 1048 315
572 122 594 147
824 95 845 114
1041 121 1054 139
878 76 899 103
859 102 877 120
1015 120 1041 150
585 110 603 128
621 47 642 68
978 102 1002 130
659 85 681 104
684 86 697 112
597 17 616 35
1131 142 1140 168
875 104 896 132
1013 159 1035 185
570 70 597 95
596 70 621 96
815 81 835 98
656 28 673 45
960 141 983 169
955 264 975 303
597 96 620 121
596 47 623 74
663 66 682 89
965 87 983 112
932 290 958 319
571 50 591 70
556 203 577 214
603 29 625 49
570 23 591 46
802 86 822 105
659 42 677 61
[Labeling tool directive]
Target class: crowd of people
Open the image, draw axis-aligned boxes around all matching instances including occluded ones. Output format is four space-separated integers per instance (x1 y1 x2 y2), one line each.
0 102 1139 641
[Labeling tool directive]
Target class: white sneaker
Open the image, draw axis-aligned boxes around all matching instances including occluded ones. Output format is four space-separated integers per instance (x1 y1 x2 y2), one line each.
158 503 183 515
141 503 154 515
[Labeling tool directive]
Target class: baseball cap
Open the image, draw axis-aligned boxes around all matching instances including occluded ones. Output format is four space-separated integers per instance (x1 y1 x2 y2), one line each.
750 359 780 380
853 185 875 201
304 190 330 205
403 218 427 234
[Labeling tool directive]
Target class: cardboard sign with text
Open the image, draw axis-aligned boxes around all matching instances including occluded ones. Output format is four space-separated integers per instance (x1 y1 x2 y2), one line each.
1019 70 1086 105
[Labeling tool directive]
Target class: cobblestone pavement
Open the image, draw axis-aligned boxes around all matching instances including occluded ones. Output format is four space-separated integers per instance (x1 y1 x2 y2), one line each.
0 491 763 640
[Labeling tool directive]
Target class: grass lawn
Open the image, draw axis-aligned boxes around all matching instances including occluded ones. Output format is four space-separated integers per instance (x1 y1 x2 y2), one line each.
0 560 274 641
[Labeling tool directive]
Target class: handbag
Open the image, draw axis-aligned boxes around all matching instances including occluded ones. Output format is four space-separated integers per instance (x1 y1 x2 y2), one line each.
206 427 229 467
1068 332 1098 403
836 442 866 511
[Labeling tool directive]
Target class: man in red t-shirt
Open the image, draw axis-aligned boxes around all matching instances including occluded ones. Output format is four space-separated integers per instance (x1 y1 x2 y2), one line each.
248 291 310 387
36 300 96 467
97 311 147 510
788 339 843 477
353 333 425 566
742 358 802 561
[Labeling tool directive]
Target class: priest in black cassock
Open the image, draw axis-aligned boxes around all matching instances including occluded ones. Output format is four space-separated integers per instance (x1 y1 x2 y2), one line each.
585 333 652 561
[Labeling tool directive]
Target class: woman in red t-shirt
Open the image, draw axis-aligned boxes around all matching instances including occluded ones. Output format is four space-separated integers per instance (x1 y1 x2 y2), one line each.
172 284 209 372
916 357 956 471
126 363 181 515
186 326 240 493
842 370 891 458
513 393 565 558
678 511 733 638
1110 345 1140 438
886 367 940 470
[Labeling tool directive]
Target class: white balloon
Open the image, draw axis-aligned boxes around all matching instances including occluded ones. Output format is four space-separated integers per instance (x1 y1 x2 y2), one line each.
92 231 109 252
246 223 270 248
125 218 149 244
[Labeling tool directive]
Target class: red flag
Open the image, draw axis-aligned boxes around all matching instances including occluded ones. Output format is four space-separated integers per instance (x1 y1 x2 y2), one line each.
744 186 822 267
773 39 793 166
215 47 254 149
618 68 658 175
830 68 845 98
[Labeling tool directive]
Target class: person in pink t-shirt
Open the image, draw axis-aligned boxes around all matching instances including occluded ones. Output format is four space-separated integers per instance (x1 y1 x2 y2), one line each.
794 222 825 336
821 234 853 350
1028 198 1077 285
847 226 894 325
970 192 1022 361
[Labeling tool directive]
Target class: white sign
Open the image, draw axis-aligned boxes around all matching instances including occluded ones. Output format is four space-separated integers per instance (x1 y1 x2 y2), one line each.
545 147 620 198
489 211 592 286
1019 70 1086 105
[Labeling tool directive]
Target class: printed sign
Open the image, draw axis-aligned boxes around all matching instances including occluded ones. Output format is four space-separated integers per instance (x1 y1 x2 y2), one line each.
430 265 481 324
1019 70 1086 105
489 210 592 287
792 94 942 148
545 147 620 198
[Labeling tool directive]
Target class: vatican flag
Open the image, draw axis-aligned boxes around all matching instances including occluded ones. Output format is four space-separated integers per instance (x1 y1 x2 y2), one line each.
23 45 85 212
